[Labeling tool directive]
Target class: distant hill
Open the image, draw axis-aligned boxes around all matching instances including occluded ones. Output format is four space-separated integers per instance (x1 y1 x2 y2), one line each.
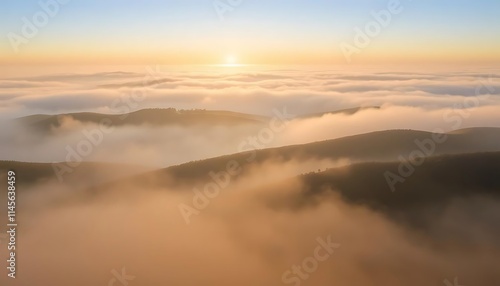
17 108 269 132
16 106 381 132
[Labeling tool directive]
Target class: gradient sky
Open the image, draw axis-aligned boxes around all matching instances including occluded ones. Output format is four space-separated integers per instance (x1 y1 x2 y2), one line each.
1 0 499 65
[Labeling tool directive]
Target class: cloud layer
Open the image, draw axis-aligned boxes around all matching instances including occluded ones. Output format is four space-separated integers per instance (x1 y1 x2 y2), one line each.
1 159 499 286
1 67 499 166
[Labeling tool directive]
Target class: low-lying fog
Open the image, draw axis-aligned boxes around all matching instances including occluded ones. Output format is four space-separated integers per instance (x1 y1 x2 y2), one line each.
1 159 499 286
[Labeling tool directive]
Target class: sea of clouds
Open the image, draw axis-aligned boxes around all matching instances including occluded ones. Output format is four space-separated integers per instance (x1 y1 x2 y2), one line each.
1 66 500 285
1 66 499 167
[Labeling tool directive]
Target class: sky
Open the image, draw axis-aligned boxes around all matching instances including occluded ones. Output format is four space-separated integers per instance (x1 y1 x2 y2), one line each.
0 0 500 65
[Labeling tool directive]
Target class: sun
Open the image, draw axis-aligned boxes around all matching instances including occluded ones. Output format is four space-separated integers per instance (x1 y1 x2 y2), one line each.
218 54 245 67
225 55 237 65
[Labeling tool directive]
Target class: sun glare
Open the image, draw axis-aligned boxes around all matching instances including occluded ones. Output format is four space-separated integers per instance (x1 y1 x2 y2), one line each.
224 55 239 66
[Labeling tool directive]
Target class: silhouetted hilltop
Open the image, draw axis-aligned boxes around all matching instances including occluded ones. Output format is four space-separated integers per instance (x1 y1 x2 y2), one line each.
17 106 382 132
17 108 268 132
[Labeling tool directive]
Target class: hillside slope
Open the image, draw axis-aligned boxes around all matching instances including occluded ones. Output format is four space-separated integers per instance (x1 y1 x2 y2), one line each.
127 127 500 188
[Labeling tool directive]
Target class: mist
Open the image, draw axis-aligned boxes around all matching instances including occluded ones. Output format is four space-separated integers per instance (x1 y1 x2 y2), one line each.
1 158 499 286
